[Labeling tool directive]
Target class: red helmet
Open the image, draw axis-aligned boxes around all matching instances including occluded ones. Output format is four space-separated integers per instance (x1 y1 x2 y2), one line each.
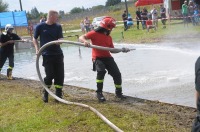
99 16 116 30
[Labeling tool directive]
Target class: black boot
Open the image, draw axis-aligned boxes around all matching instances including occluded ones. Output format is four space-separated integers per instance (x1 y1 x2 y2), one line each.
55 88 63 102
115 88 126 99
7 69 14 80
96 84 106 102
42 89 48 103
96 92 106 102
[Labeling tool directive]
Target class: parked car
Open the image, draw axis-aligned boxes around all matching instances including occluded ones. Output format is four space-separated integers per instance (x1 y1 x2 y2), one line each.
91 16 105 28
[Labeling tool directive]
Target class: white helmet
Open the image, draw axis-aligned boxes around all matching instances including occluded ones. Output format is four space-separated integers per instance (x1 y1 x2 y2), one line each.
5 24 14 32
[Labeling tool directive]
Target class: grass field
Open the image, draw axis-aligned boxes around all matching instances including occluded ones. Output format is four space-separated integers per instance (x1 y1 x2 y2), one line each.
0 79 194 132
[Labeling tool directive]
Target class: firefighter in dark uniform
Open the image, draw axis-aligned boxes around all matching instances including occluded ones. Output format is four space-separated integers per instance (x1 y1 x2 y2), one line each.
79 16 130 102
33 10 64 103
192 1 200 131
0 24 21 80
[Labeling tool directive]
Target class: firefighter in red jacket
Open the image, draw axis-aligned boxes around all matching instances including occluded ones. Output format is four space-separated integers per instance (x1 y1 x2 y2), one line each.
79 16 130 102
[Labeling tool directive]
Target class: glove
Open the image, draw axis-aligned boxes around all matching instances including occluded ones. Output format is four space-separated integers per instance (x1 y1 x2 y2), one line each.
122 47 130 53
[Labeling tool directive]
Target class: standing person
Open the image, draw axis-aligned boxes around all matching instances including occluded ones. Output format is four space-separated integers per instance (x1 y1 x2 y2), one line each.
182 0 189 27
33 10 64 103
194 7 199 25
40 16 45 23
192 57 200 131
0 24 23 80
141 8 148 29
188 0 195 26
160 4 167 28
151 6 158 28
84 17 90 33
79 16 130 102
136 7 141 29
80 20 85 34
122 10 128 31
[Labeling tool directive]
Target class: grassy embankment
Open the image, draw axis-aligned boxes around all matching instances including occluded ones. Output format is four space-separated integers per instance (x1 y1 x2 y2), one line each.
0 80 194 132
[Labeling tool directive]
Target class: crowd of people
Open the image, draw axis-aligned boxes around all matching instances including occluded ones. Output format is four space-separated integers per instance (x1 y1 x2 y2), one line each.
123 5 167 32
182 0 200 27
122 2 199 32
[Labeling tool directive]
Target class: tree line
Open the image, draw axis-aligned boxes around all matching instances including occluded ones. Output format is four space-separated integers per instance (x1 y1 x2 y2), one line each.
0 0 122 20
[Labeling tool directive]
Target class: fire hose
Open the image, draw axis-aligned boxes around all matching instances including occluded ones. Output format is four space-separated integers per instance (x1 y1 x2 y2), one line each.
36 40 135 132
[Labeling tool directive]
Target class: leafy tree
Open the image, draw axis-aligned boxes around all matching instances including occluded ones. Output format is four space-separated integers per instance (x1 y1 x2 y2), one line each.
26 11 33 20
59 10 65 18
0 0 8 12
30 7 40 19
92 5 104 10
70 7 83 14
105 0 121 6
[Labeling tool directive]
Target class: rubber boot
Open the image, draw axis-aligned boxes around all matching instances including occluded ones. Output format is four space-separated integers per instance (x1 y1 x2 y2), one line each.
42 89 48 103
96 83 106 102
115 88 126 100
55 88 63 102
7 69 14 80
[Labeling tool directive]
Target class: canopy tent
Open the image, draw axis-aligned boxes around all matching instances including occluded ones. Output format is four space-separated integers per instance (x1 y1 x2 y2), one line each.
135 0 163 7
0 11 28 28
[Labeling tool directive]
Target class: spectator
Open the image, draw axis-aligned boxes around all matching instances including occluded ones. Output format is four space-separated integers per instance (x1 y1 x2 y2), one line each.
136 7 142 29
141 8 148 29
182 0 189 27
122 10 128 31
40 16 46 23
194 7 199 25
188 0 195 25
127 13 134 29
146 17 156 32
84 17 90 33
160 4 167 28
151 6 158 27
80 20 85 34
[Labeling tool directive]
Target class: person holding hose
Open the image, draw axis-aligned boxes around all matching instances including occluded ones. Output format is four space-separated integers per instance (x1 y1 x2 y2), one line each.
79 16 130 102
0 24 24 80
33 10 64 103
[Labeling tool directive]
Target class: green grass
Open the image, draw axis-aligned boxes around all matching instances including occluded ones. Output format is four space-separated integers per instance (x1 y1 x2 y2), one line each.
63 19 200 44
0 82 190 132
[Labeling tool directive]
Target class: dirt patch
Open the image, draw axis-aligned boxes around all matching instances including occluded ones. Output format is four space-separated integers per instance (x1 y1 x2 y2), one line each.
0 77 197 129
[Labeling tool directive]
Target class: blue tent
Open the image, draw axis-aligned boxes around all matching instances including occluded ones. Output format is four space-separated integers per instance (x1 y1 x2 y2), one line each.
0 11 28 28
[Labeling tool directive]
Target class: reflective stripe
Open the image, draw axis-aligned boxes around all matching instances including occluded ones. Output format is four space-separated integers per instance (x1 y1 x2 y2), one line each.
96 79 104 83
55 85 62 89
115 84 122 88
8 66 13 70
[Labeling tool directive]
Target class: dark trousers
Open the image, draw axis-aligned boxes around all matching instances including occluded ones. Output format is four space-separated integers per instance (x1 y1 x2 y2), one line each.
95 57 122 91
136 18 141 29
123 21 128 30
42 54 64 87
161 14 166 25
0 52 14 69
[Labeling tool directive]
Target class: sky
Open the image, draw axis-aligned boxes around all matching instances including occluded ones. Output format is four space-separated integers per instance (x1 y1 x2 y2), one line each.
5 0 113 13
